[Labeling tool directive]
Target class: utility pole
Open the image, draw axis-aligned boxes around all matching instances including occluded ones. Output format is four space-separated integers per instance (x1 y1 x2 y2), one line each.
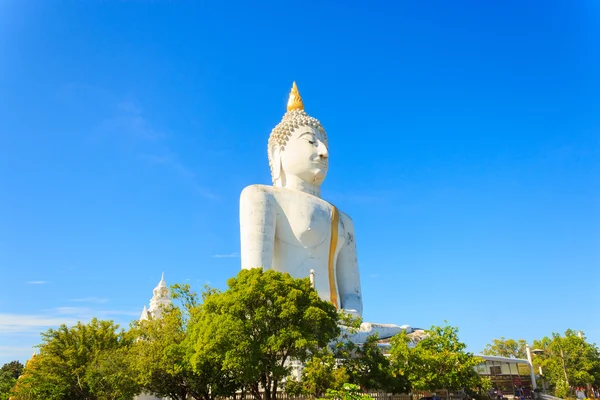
539 367 547 393
526 345 538 390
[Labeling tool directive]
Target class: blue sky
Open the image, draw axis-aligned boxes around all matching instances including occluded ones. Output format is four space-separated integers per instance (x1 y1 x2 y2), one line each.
0 0 599 365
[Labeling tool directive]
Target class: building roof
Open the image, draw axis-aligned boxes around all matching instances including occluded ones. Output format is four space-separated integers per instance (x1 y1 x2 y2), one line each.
476 354 531 365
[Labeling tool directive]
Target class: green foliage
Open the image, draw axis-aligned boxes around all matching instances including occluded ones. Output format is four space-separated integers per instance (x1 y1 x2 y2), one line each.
129 284 236 400
338 335 409 393
478 376 493 392
0 374 16 400
553 379 569 399
188 268 341 400
483 337 528 359
0 361 24 380
532 330 600 390
286 349 348 397
320 383 374 400
84 347 139 400
0 361 24 400
389 324 484 393
10 318 139 400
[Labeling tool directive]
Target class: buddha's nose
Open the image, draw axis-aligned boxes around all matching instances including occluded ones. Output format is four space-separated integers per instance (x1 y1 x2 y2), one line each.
317 141 328 159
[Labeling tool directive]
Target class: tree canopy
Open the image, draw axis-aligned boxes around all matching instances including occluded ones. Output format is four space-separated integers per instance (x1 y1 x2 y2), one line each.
128 284 238 400
285 349 348 398
10 319 139 400
532 330 600 388
483 337 528 359
0 361 24 400
0 361 23 380
339 335 409 394
389 324 485 394
187 268 341 400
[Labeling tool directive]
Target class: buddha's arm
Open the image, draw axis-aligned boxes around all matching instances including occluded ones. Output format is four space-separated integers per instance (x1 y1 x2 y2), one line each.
336 214 363 318
239 185 276 270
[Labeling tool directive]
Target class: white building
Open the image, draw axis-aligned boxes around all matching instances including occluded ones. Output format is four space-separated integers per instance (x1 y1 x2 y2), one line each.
139 272 171 321
136 273 172 400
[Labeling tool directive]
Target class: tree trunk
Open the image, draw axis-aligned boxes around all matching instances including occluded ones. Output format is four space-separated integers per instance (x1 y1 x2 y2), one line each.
560 349 569 386
271 380 279 400
250 383 262 400
264 379 270 400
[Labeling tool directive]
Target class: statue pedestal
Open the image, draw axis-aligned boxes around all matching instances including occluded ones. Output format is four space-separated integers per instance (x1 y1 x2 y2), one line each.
341 322 425 344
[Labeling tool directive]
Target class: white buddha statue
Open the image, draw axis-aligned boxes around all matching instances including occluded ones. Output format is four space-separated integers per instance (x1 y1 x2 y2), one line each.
240 83 416 341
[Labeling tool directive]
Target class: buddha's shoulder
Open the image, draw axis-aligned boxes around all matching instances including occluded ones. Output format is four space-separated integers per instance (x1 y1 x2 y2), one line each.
240 184 275 202
338 210 353 222
338 210 355 232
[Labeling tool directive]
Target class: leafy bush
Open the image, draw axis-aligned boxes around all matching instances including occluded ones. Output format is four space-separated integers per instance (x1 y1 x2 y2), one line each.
554 379 569 399
320 383 373 400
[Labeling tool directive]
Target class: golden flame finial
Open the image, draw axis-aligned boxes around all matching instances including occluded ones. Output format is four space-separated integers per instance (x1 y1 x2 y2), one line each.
286 81 304 112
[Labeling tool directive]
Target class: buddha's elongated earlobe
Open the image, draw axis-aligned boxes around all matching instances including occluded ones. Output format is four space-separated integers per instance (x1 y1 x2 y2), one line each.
270 145 282 185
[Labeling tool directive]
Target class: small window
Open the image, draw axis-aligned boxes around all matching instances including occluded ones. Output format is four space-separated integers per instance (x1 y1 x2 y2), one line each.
490 366 502 375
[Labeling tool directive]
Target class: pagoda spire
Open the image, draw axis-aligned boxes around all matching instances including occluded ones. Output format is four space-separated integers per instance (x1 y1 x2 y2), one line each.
139 273 171 321
148 273 171 319
139 305 149 321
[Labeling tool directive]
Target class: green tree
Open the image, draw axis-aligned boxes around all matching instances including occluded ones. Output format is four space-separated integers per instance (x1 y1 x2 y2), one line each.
483 337 528 359
129 284 237 400
553 379 569 399
85 347 140 400
10 319 139 400
10 354 61 400
188 268 341 400
339 335 409 393
321 383 374 400
286 349 348 397
532 330 600 391
0 361 24 400
0 372 16 400
0 361 24 380
389 325 484 397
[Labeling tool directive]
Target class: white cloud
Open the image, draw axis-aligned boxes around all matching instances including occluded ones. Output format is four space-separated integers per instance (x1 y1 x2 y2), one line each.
0 314 79 334
0 307 140 335
26 281 47 285
97 310 139 317
110 101 165 141
54 307 92 316
99 98 218 200
0 345 36 359
70 297 109 304
212 252 239 259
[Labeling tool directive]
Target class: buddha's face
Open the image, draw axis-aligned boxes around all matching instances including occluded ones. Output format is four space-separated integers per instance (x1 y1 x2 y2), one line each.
280 126 329 185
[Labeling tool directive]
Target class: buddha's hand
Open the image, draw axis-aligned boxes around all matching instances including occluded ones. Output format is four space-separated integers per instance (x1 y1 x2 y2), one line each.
341 308 361 318
340 293 363 318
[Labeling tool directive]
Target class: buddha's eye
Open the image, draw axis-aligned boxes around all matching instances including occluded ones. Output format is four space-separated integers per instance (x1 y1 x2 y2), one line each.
308 140 315 145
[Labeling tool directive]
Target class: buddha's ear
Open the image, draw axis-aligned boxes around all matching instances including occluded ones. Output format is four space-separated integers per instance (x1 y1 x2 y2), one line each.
270 145 282 183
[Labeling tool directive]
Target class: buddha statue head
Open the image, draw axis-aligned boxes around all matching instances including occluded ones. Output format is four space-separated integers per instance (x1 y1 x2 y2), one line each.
268 82 329 194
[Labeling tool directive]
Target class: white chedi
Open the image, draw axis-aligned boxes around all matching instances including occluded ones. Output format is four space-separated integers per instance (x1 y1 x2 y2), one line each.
139 273 171 321
239 82 416 341
136 273 172 400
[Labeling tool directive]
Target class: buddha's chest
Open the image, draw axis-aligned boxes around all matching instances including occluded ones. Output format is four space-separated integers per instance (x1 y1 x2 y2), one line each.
275 195 336 249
